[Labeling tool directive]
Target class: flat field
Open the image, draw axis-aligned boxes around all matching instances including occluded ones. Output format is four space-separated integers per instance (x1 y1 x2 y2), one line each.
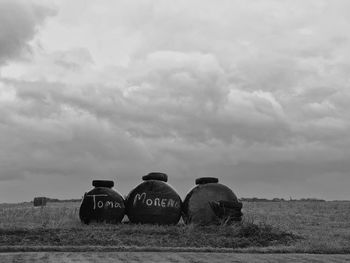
1 252 349 263
0 201 349 253
244 201 350 253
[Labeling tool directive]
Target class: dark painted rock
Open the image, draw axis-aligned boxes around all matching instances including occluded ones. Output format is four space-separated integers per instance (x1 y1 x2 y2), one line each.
126 172 182 225
183 177 243 225
79 180 125 224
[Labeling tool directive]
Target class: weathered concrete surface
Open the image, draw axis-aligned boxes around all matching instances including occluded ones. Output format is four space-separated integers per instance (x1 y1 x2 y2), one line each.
0 252 349 263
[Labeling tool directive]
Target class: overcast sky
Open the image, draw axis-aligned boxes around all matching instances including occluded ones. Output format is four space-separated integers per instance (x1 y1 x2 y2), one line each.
1 0 349 203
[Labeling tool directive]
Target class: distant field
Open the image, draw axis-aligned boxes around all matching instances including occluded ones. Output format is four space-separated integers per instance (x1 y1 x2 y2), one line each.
244 201 350 253
0 201 349 253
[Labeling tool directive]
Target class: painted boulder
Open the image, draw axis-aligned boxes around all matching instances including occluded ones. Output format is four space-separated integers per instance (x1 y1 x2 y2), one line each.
183 177 242 225
126 172 182 225
79 180 125 224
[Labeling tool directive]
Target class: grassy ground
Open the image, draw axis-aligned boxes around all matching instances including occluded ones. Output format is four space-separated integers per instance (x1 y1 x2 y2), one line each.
0 201 349 253
1 252 349 263
244 201 350 253
0 223 296 248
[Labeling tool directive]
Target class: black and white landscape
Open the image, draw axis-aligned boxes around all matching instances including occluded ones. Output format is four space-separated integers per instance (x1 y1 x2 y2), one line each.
0 0 349 203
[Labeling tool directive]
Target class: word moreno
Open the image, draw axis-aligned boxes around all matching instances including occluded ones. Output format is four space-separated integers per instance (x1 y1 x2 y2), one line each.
86 194 123 210
133 192 180 208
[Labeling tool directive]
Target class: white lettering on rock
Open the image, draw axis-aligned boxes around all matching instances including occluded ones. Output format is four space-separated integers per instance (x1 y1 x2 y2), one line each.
132 192 179 208
133 192 146 206
86 194 123 210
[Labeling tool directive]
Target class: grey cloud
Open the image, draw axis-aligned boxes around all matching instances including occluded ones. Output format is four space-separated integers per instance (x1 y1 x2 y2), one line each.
53 48 93 70
230 159 350 184
2 1 350 201
0 0 55 65
5 42 343 150
0 91 152 182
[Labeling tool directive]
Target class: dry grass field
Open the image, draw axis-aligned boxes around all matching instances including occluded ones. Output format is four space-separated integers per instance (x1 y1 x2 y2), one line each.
0 201 349 253
243 201 350 253
1 252 349 263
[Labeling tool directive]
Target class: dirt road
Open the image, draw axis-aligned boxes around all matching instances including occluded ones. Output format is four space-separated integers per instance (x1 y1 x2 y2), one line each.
0 252 349 263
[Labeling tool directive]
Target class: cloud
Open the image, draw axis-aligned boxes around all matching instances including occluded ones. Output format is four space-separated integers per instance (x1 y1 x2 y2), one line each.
1 0 350 201
0 84 152 182
0 0 55 65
